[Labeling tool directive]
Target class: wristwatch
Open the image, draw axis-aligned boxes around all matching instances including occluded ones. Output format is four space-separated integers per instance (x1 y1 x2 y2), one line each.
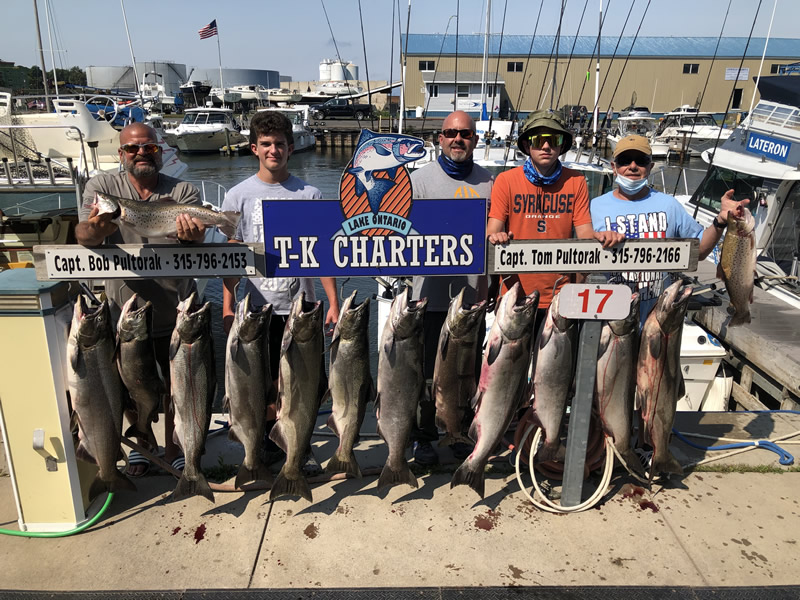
712 215 727 230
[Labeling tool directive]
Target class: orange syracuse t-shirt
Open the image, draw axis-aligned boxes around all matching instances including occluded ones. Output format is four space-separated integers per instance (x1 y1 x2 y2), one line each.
488 165 592 308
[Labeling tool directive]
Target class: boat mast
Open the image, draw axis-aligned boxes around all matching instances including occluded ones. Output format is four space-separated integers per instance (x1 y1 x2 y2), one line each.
32 0 52 111
480 0 490 120
746 0 778 129
593 0 602 134
44 0 59 98
398 0 411 134
119 0 141 98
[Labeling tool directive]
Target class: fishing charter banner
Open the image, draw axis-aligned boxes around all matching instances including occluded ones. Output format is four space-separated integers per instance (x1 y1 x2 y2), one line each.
261 129 487 277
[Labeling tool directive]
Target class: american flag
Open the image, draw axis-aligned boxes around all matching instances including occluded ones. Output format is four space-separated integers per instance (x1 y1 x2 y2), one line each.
198 20 218 39
613 222 666 239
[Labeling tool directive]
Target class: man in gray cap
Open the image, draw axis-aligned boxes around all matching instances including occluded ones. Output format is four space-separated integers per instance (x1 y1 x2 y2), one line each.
487 109 621 320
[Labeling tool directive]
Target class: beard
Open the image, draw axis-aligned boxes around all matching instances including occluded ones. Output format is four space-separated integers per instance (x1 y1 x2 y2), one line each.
125 157 161 177
446 144 469 162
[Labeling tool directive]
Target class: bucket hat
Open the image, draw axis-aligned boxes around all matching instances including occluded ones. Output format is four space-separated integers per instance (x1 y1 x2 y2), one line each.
517 110 573 154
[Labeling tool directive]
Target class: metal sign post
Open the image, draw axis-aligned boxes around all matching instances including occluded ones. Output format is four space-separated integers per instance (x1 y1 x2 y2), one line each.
490 238 699 508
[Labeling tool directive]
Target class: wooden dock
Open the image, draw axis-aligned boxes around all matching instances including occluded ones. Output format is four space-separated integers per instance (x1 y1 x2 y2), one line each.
309 117 444 148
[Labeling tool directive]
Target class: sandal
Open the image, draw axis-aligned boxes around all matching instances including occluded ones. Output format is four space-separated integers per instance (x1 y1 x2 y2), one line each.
170 455 186 473
126 450 151 478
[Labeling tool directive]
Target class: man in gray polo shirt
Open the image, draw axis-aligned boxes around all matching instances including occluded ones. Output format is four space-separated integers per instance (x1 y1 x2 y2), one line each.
410 110 493 465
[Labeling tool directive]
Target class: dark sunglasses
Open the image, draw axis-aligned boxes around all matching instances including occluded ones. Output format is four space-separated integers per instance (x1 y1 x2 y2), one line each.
526 133 564 149
120 143 161 155
442 128 475 139
615 153 651 167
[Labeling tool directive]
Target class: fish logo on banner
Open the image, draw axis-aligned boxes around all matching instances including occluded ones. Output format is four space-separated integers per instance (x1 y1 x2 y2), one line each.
334 130 426 239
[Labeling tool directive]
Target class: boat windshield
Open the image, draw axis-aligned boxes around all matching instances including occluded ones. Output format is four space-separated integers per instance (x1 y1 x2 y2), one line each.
181 113 198 125
620 119 656 135
688 165 776 219
763 181 800 274
208 113 227 124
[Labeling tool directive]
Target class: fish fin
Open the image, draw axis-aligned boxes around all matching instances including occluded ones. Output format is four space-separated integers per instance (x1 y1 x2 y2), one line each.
351 171 366 198
325 451 362 479
230 335 241 361
172 473 215 502
270 468 312 502
235 462 273 488
228 427 240 444
75 440 97 465
168 330 180 361
648 333 662 360
329 335 340 364
366 179 395 214
486 336 503 365
374 144 392 156
439 329 450 362
326 413 339 437
217 211 241 239
650 451 683 479
384 166 400 179
377 462 418 490
268 421 288 452
222 395 230 413
123 425 158 452
67 339 81 371
450 460 485 498
470 389 483 411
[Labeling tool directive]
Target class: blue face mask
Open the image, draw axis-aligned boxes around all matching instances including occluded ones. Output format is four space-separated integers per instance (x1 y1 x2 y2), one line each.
615 174 649 195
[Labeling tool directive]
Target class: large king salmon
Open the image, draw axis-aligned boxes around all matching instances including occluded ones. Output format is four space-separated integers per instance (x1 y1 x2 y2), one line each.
451 283 538 499
224 293 275 488
718 207 756 327
325 291 374 479
170 293 216 502
432 288 486 448
270 293 325 502
68 295 135 497
376 287 427 491
636 281 692 480
116 294 164 453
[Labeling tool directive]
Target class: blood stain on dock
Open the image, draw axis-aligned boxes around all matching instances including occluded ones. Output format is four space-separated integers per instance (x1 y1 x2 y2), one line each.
194 523 206 543
304 523 319 539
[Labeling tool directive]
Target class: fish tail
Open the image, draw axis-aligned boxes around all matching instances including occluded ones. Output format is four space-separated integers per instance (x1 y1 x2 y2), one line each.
650 451 683 480
235 461 274 489
377 462 418 491
325 450 362 479
172 473 215 502
270 468 312 502
217 211 241 239
90 470 136 499
729 310 751 327
450 460 485 499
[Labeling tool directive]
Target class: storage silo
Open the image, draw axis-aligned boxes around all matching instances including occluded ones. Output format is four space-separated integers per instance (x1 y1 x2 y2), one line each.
319 59 333 82
86 66 135 91
345 62 359 82
329 60 347 82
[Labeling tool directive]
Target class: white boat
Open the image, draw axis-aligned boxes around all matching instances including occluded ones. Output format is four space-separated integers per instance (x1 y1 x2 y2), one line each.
675 81 800 311
229 85 268 104
245 106 316 153
266 88 303 104
607 116 670 158
315 81 365 98
653 105 733 157
171 107 246 154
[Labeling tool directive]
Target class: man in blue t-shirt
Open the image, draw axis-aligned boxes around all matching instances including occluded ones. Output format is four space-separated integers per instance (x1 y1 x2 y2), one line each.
591 135 747 320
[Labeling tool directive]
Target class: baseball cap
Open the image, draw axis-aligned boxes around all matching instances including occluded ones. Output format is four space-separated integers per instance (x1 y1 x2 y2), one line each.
517 110 573 154
613 134 652 159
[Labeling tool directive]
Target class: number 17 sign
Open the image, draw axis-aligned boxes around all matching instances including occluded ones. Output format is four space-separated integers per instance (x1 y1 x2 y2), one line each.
558 283 634 321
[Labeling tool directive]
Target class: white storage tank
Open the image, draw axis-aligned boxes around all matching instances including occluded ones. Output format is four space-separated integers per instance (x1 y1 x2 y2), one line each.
319 59 332 82
329 60 347 82
345 62 359 82
86 65 135 91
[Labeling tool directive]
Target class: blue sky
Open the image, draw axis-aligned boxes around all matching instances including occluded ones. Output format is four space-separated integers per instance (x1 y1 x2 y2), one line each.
2 0 797 83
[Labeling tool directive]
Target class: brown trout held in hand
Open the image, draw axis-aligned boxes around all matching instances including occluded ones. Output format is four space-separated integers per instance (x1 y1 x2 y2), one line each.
376 287 428 491
170 293 216 502
325 291 374 479
270 293 325 502
594 294 645 476
117 294 164 453
88 191 240 239
451 283 539 499
636 281 692 481
432 288 486 448
224 294 275 488
68 295 135 498
718 207 756 327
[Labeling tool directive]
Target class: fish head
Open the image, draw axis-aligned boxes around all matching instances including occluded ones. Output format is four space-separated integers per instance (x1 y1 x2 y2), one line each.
447 287 487 338
608 293 640 336
236 293 272 343
391 136 427 163
389 286 427 340
288 292 324 343
497 283 539 340
726 207 755 238
653 281 692 334
336 291 370 340
175 292 211 341
352 131 426 171
85 192 122 219
117 294 152 342
547 292 576 334
73 295 112 347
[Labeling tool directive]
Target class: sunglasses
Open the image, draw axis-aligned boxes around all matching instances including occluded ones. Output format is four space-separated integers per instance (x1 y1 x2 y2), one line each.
120 143 161 155
615 153 651 167
441 128 475 139
526 133 564 149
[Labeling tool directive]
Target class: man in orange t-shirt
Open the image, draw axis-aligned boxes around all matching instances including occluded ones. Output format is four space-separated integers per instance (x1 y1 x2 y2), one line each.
487 110 621 314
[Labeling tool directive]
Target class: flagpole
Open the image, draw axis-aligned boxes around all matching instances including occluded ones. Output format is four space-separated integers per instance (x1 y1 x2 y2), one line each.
216 30 225 100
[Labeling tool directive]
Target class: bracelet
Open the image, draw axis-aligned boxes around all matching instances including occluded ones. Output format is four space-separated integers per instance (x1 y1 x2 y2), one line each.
712 216 727 230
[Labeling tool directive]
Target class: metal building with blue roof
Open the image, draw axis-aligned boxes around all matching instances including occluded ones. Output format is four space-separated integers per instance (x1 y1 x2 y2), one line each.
400 34 800 117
